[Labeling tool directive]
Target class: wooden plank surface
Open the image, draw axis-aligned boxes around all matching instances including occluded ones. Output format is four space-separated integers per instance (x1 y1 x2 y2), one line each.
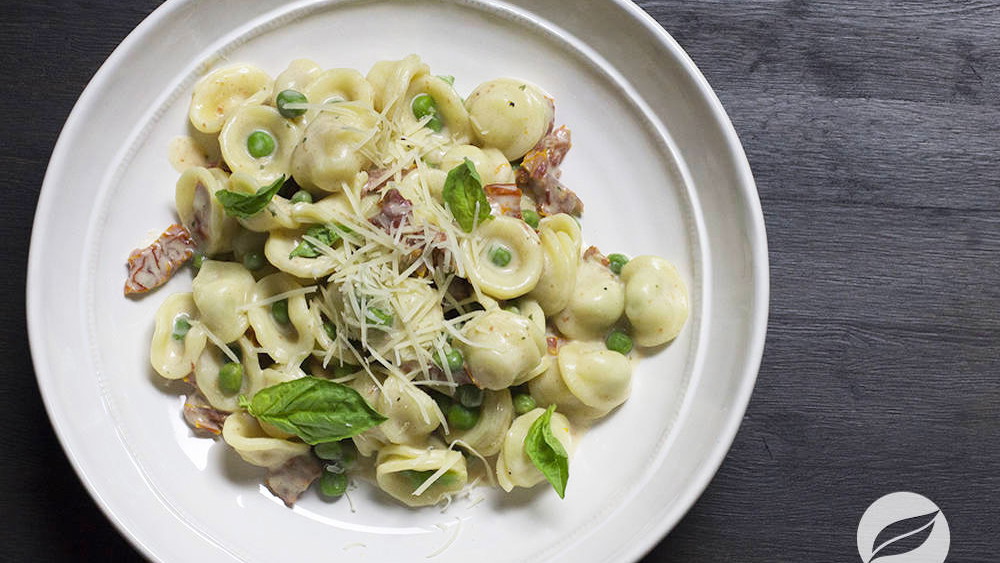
3 1 997 561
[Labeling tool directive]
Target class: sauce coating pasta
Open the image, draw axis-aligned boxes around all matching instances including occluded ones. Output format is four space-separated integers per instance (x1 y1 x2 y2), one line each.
130 55 688 508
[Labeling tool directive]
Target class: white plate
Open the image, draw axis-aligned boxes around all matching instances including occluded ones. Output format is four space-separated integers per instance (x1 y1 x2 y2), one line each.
27 0 767 561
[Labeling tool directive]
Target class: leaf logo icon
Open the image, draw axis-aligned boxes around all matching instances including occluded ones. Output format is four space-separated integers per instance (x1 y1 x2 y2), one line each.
869 510 938 562
856 492 949 563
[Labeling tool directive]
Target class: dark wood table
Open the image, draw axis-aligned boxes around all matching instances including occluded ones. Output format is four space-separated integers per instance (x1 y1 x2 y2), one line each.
5 1 998 560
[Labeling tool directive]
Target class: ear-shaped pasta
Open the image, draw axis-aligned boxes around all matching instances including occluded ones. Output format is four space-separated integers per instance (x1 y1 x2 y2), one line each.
527 214 582 316
290 190 378 225
375 444 468 507
465 78 554 160
367 54 430 114
302 68 375 122
395 74 472 141
621 256 689 346
272 58 322 105
246 273 316 365
291 104 379 193
347 375 389 457
553 256 624 340
375 375 442 445
191 260 255 343
496 407 572 492
458 309 546 390
447 388 513 456
528 341 631 420
189 64 271 134
440 145 515 185
264 228 341 279
175 167 239 256
219 105 301 186
150 293 207 379
464 216 543 300
398 167 448 205
192 336 263 413
225 173 300 232
222 412 311 469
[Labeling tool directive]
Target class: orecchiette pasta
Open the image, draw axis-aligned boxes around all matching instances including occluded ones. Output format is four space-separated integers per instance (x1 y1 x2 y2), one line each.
553 254 625 340
464 215 544 300
189 64 271 134
528 341 632 420
465 78 554 160
190 260 255 343
496 407 572 492
375 444 468 507
246 273 315 364
621 255 690 346
140 54 688 509
174 167 239 256
458 309 546 390
219 105 301 186
150 293 207 380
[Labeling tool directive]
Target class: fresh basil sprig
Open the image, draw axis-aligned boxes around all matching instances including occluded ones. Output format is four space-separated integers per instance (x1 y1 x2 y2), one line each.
289 224 345 259
242 376 386 444
215 176 285 219
524 404 569 498
443 158 491 232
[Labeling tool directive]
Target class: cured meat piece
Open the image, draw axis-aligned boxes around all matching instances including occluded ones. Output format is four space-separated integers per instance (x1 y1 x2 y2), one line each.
182 390 229 436
369 188 413 232
266 454 323 507
516 126 584 217
124 223 195 295
483 183 523 219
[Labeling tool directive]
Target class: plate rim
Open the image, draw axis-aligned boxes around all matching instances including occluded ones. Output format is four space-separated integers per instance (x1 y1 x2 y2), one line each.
26 0 768 561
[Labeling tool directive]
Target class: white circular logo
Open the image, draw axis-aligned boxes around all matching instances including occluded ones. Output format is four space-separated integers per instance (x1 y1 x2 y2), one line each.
857 492 949 563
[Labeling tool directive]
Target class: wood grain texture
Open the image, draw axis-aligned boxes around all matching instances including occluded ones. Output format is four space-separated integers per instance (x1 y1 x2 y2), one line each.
3 0 998 561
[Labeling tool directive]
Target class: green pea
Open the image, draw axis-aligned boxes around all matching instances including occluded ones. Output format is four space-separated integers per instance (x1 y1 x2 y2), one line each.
247 130 276 158
242 251 265 271
447 403 479 430
607 253 629 275
323 321 337 341
454 384 483 408
436 348 464 373
271 299 290 324
315 441 357 472
318 470 348 497
290 189 313 204
489 245 512 267
276 89 308 118
605 329 634 355
218 362 243 395
171 315 191 341
411 93 443 132
190 253 205 270
521 209 540 229
513 393 536 415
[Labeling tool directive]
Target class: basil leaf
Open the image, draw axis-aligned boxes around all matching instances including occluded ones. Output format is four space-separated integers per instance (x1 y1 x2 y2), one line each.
215 176 285 219
246 376 387 444
443 158 491 232
524 404 569 498
289 224 344 259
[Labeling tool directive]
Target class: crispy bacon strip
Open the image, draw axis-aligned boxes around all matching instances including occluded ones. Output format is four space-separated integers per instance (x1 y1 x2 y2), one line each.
266 454 323 507
484 183 523 219
182 390 228 436
516 125 584 217
124 224 195 295
369 188 413 232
